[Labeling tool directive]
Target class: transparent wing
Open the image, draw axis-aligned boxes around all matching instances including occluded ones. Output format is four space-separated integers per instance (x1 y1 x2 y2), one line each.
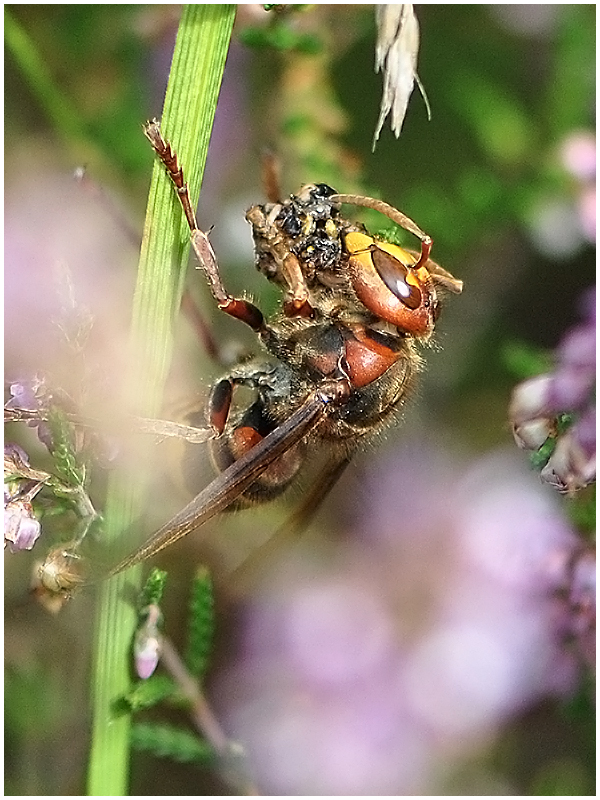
107 391 330 576
231 453 353 594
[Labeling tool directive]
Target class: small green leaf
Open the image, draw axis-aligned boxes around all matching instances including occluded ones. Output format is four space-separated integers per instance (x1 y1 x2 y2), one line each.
528 414 575 471
138 568 168 608
124 675 176 712
371 225 411 249
131 722 215 764
529 436 556 470
184 566 215 679
47 407 85 488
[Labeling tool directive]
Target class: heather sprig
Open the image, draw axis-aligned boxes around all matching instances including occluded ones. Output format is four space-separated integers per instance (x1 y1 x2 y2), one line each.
510 287 596 493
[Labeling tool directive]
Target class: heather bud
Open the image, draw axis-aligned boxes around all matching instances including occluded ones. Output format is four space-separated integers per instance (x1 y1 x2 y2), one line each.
134 604 163 679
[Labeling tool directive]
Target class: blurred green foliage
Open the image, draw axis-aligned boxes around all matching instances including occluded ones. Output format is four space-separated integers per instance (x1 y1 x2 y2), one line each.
131 721 215 765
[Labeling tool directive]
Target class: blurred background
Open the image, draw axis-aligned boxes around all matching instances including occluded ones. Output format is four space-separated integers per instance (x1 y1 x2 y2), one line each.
5 5 595 795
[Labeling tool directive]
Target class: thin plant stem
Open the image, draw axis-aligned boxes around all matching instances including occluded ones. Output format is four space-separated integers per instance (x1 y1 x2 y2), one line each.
159 637 260 795
86 6 236 795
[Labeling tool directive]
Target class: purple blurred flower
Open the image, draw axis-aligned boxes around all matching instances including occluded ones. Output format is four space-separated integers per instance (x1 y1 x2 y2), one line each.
4 498 42 552
6 379 42 411
4 442 48 552
540 411 596 493
217 444 585 795
569 552 596 666
551 547 596 671
6 375 120 468
559 130 596 244
560 131 596 183
577 185 596 242
4 441 32 502
529 131 595 256
510 374 555 449
510 287 596 492
5 377 54 450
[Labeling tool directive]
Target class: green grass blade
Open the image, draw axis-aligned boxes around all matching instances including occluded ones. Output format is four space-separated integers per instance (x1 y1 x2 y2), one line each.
86 6 236 795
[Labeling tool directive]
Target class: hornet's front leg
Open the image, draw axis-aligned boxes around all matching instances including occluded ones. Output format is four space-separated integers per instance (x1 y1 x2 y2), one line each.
144 119 268 335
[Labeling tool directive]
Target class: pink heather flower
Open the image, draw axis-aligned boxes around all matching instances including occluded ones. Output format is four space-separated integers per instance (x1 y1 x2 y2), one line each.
4 442 30 467
541 416 596 493
558 131 596 243
510 374 555 450
134 634 162 680
578 185 596 243
5 377 54 450
559 131 596 183
4 442 48 552
567 549 596 667
551 547 596 670
134 604 163 679
510 287 595 492
4 498 42 551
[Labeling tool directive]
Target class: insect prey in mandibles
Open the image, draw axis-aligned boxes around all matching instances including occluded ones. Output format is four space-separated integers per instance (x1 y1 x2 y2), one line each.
106 119 463 577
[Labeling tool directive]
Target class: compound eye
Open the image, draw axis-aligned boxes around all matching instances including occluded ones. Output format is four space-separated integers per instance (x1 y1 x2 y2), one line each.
345 231 436 335
370 247 422 310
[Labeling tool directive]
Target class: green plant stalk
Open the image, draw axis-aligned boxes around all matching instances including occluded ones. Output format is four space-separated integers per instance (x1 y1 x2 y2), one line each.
87 6 236 795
